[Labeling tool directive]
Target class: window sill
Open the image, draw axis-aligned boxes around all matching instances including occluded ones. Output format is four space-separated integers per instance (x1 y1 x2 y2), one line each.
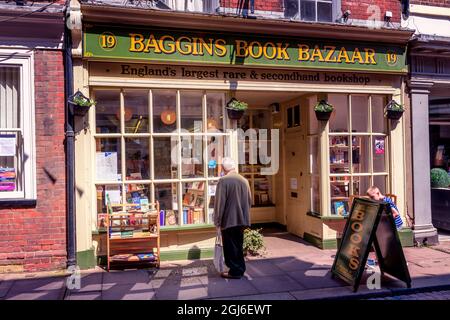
93 224 216 234
307 211 348 220
0 199 37 208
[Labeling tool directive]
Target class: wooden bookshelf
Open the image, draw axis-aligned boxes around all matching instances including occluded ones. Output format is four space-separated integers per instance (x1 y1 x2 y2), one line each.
106 201 160 271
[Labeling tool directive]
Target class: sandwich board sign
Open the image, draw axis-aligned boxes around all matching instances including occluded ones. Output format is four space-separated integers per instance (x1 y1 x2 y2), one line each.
331 197 411 292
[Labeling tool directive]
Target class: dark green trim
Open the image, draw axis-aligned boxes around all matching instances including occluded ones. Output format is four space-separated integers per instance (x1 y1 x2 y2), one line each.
76 248 96 270
398 227 414 247
161 224 215 232
304 232 338 250
160 247 214 261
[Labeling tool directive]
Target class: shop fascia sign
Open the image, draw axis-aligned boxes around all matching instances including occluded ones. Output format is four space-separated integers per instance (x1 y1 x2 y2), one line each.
84 25 406 73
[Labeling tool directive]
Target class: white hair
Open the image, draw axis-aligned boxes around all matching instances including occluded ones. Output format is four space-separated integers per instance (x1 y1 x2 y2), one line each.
222 157 236 172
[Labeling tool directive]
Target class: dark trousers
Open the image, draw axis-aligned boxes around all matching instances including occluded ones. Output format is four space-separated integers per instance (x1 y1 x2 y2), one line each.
221 226 246 277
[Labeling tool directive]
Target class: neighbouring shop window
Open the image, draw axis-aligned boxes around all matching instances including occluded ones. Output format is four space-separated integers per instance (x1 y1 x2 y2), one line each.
0 51 35 200
328 94 389 216
93 89 230 228
308 95 321 214
284 0 334 22
238 110 274 207
430 99 450 174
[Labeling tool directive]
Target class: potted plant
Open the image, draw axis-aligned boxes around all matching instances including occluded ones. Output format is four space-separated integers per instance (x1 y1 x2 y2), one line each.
226 98 248 120
314 100 334 121
430 168 450 231
68 90 96 116
385 100 404 120
243 228 265 256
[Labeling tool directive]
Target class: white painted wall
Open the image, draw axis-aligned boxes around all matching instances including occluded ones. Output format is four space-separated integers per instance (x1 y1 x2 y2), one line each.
402 4 450 37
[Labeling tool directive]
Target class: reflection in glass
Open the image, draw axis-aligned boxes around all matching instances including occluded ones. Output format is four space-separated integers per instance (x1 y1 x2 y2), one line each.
301 0 316 21
352 176 371 196
153 137 178 179
328 94 349 132
207 93 224 131
95 90 120 133
181 181 206 225
125 138 150 180
329 136 349 174
207 136 225 177
351 95 369 133
153 90 177 133
372 95 387 133
373 136 387 172
155 183 178 226
181 135 203 178
95 138 121 181
373 175 387 195
352 136 370 174
207 180 218 224
180 91 203 132
124 90 149 133
311 175 320 213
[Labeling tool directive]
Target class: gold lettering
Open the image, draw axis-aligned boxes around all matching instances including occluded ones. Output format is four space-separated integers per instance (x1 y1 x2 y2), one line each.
129 33 145 52
310 45 325 62
298 44 310 61
143 34 161 53
276 43 290 60
337 47 350 63
347 244 361 258
351 222 363 232
235 40 249 57
198 38 214 56
350 47 364 64
176 36 193 55
365 48 377 64
159 35 175 54
214 39 227 57
349 257 359 270
353 209 365 221
249 41 263 59
263 42 277 60
350 233 362 244
324 46 337 62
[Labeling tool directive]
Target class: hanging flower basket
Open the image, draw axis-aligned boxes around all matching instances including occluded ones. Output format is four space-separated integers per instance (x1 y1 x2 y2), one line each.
314 100 334 121
385 100 404 120
226 98 248 120
68 90 96 117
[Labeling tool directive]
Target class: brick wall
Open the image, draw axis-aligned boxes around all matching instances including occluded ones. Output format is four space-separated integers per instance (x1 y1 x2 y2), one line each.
410 0 450 7
342 0 402 23
0 50 67 273
220 0 283 12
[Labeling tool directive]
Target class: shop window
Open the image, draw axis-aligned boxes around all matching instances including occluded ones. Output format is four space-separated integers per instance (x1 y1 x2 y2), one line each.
284 0 334 22
286 105 300 128
93 89 230 228
328 94 389 216
0 51 35 201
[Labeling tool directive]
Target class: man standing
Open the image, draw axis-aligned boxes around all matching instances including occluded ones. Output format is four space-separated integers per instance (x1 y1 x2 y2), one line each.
214 157 252 279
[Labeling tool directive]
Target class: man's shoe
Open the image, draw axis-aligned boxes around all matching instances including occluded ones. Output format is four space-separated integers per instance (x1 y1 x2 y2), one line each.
220 272 242 279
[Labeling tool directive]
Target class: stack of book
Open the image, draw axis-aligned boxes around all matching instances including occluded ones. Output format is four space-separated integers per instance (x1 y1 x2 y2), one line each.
0 168 15 192
110 252 157 262
182 208 204 225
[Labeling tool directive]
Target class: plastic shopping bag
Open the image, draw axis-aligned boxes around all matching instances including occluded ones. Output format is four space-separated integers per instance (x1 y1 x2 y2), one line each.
213 230 226 273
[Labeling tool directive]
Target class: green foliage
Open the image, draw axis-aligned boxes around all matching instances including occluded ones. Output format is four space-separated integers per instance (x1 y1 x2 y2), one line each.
386 100 404 112
430 168 450 188
314 100 334 112
72 95 96 107
243 228 265 256
226 98 248 111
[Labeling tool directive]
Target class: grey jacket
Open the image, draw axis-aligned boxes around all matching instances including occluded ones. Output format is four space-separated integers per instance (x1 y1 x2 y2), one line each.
214 171 252 230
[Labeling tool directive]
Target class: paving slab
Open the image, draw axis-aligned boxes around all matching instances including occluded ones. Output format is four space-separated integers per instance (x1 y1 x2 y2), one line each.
287 269 343 290
200 276 259 299
103 270 152 285
211 292 296 300
245 260 285 277
102 283 156 300
0 280 14 299
248 274 305 294
65 292 102 300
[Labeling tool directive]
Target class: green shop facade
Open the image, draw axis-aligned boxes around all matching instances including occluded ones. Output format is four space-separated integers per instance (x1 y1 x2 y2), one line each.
69 5 414 268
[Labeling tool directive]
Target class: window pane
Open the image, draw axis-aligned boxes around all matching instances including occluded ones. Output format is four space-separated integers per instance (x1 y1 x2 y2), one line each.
373 175 387 195
125 138 150 180
373 136 387 172
95 90 120 134
330 177 350 215
330 136 349 174
0 66 20 128
0 160 18 192
155 183 179 226
351 95 369 133
317 2 332 22
308 96 319 134
254 173 272 205
95 138 121 181
309 136 320 174
181 135 204 178
207 93 224 131
207 180 218 224
182 181 206 225
301 0 316 21
352 176 371 196
96 184 123 218
352 136 370 174
153 90 177 133
125 183 151 212
310 175 320 213
153 136 178 179
124 90 149 133
372 95 387 133
180 91 203 133
328 94 349 132
207 136 225 177
284 0 299 19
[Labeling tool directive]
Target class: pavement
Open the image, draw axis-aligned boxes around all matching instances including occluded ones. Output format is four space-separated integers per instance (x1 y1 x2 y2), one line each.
1 228 450 300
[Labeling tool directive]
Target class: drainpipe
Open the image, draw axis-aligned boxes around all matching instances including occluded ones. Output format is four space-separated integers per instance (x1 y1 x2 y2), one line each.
64 8 77 267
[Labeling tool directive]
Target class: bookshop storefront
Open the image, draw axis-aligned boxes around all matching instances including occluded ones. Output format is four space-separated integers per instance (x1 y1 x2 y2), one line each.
73 19 413 267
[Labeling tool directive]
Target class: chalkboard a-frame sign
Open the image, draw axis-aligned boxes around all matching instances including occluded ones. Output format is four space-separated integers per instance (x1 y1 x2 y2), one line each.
331 197 411 292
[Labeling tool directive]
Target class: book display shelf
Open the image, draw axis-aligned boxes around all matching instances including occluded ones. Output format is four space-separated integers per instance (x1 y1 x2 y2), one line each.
106 200 160 271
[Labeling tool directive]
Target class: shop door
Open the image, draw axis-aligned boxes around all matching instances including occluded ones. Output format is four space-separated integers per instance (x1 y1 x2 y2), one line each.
284 100 309 237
